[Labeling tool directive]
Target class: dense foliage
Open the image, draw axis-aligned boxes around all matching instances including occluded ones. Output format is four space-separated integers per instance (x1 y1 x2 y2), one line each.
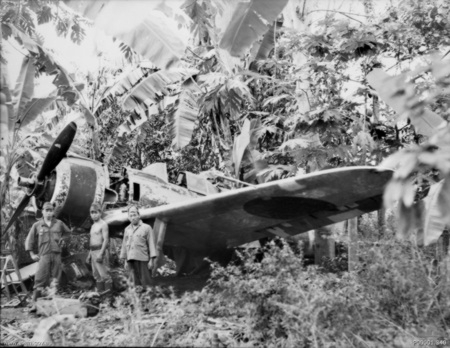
1 1 449 346
2 0 449 207
45 231 449 347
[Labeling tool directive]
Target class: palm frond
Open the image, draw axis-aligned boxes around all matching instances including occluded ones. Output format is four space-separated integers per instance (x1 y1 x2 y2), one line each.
122 68 198 111
219 0 288 57
171 86 200 148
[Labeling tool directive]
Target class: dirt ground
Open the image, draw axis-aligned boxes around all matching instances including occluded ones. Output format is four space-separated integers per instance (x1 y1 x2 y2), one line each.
0 272 209 346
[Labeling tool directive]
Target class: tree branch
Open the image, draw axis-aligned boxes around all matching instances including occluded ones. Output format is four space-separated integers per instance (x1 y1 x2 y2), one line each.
386 56 413 71
442 49 450 59
306 10 367 24
306 9 369 17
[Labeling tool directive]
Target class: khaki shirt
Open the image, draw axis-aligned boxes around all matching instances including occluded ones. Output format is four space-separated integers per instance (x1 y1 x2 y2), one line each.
120 220 157 262
25 218 71 256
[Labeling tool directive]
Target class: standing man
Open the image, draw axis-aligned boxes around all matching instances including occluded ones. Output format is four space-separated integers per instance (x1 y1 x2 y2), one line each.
86 203 112 293
120 205 157 287
25 202 71 312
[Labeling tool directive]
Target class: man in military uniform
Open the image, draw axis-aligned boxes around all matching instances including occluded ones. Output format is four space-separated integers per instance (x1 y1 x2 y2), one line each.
25 202 71 312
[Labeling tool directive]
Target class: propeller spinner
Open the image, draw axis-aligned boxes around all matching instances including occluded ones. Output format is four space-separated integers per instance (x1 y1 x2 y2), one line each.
4 122 77 232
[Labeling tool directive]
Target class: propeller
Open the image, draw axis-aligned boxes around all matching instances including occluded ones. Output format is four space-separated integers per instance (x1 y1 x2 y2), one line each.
4 122 77 233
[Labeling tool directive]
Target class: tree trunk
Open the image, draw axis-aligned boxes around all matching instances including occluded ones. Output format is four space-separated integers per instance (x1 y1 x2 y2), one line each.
436 229 449 261
438 229 450 283
314 227 335 267
348 217 359 272
372 95 380 123
377 207 386 239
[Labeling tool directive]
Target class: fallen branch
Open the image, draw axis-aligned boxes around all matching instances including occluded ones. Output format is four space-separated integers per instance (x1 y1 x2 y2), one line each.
151 320 166 347
1 324 27 343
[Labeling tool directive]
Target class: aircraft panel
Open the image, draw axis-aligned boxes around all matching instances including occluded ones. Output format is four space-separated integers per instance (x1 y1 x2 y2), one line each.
105 166 393 252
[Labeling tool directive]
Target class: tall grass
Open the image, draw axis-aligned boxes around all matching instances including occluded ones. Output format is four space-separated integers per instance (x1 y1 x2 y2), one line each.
52 228 449 347
158 235 450 347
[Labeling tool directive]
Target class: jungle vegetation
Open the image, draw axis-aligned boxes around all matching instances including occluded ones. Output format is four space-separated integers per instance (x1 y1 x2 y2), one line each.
0 0 449 346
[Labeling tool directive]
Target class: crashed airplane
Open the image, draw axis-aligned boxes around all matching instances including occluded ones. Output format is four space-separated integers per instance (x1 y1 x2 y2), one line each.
5 122 393 275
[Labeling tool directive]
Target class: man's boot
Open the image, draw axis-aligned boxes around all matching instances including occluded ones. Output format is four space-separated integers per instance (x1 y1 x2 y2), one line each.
29 289 41 313
96 281 105 293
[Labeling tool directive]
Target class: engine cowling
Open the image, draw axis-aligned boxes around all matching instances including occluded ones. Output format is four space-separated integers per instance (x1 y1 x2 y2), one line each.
38 156 116 229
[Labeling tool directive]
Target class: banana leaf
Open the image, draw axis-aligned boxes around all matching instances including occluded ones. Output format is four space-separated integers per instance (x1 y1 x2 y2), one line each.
171 85 199 149
423 180 447 245
18 96 57 129
12 57 35 125
64 1 186 69
122 69 198 111
219 0 288 57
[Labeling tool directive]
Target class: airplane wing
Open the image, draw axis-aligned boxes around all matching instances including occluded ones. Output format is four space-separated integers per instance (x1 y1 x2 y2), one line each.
104 166 393 252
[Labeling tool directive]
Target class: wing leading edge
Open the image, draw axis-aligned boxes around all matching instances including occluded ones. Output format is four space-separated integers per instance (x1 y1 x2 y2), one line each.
104 166 393 252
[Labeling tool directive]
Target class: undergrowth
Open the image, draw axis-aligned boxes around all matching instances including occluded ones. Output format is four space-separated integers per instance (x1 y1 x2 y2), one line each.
47 234 449 347
156 237 449 347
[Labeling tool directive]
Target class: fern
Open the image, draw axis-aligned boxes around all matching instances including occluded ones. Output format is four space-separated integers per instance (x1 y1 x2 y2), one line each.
183 0 214 45
19 6 35 36
1 8 16 23
56 18 69 37
32 31 45 46
37 5 53 25
70 20 85 45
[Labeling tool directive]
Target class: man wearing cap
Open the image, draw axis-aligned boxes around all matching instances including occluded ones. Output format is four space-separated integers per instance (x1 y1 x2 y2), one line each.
120 205 158 287
86 203 112 293
25 202 72 312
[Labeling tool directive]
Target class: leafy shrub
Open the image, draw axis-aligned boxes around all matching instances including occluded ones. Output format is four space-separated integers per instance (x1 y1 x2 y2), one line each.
157 237 449 347
57 234 449 347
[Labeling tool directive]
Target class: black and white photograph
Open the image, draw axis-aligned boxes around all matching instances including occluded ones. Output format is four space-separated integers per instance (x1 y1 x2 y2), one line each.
0 0 449 346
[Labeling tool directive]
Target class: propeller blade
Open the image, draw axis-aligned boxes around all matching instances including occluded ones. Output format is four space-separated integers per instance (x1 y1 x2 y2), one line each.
31 196 43 219
37 122 77 181
3 194 31 233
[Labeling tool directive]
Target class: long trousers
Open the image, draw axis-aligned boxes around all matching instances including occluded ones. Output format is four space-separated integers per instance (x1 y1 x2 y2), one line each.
90 249 112 284
34 253 62 290
127 260 153 287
